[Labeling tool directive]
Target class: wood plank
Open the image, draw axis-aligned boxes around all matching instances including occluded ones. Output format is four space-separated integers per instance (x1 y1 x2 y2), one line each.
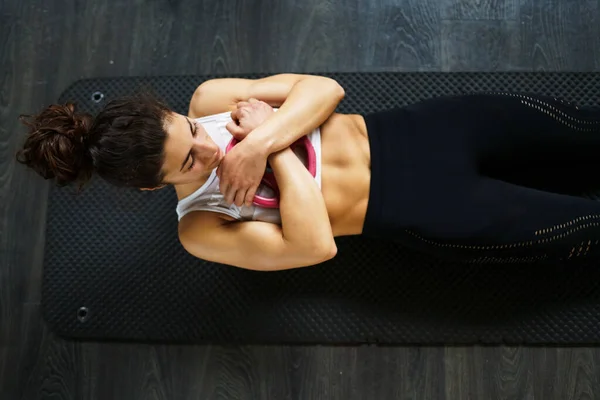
520 0 599 71
441 20 522 71
356 0 441 71
441 0 519 20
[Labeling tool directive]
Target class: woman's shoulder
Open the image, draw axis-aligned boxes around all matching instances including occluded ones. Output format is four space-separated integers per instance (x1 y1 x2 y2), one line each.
186 78 247 119
176 209 238 263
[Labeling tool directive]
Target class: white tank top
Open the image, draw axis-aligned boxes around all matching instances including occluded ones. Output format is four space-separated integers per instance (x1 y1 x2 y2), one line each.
175 111 322 224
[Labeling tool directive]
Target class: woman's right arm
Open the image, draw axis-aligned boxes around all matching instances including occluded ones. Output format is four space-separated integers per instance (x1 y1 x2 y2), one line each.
178 147 337 271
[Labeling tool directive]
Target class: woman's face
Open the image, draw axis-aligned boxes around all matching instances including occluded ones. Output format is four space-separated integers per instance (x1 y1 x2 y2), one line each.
161 112 223 185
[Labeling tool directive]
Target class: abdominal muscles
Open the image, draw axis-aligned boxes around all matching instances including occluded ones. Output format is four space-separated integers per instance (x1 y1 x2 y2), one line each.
319 114 372 237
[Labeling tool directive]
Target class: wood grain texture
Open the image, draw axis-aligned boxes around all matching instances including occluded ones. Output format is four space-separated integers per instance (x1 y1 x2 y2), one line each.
520 0 600 71
441 20 522 71
441 0 519 20
357 0 441 71
2 0 600 399
3 305 52 400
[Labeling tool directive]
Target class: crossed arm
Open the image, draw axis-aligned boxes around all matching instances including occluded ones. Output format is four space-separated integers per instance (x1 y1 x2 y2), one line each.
187 73 345 154
179 74 345 271
189 73 345 207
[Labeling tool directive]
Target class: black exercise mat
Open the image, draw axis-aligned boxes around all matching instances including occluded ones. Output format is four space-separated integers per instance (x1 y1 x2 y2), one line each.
42 72 600 345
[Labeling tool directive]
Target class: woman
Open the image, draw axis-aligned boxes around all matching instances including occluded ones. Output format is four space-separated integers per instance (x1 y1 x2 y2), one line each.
16 73 600 270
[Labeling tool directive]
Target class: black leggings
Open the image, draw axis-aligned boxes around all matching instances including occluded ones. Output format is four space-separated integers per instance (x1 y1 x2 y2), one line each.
363 92 600 263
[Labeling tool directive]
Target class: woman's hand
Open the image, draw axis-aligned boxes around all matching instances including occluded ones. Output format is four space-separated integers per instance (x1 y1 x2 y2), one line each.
217 138 267 207
218 99 274 207
226 98 274 140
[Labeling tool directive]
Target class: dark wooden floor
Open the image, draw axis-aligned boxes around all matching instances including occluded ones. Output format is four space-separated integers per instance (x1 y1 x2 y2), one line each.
2 0 600 399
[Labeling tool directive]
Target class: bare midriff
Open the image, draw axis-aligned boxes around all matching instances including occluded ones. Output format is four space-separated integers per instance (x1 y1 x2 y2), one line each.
318 113 371 237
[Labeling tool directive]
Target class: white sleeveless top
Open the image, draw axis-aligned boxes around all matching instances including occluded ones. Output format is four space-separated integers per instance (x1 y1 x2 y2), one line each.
175 111 322 224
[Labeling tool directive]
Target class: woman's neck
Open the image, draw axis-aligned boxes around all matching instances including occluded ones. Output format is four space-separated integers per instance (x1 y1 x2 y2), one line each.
173 169 214 201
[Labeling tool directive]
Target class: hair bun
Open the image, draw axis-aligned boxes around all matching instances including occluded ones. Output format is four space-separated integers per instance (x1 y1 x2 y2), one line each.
16 102 95 186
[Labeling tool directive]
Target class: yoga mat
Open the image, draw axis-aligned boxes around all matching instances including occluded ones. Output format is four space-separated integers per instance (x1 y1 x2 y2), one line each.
42 72 600 344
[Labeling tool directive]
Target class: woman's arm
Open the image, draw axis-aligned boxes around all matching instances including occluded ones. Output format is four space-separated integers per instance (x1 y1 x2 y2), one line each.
229 75 345 153
178 147 336 271
188 74 345 207
188 74 345 151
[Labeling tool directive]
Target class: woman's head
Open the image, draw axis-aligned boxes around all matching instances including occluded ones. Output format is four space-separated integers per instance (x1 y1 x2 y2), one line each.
16 91 223 189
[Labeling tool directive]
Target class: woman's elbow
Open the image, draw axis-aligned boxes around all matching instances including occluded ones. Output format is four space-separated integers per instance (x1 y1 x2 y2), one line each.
325 242 338 262
312 76 345 102
281 242 336 270
328 79 345 102
314 240 338 264
262 241 337 270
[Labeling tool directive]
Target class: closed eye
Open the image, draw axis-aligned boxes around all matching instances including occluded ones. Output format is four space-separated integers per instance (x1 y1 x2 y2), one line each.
180 118 198 172
191 120 198 137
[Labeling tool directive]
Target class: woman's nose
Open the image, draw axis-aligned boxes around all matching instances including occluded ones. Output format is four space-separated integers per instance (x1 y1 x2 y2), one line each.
194 141 217 157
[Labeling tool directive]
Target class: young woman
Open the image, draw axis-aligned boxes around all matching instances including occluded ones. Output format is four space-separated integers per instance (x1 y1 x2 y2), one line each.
16 73 600 270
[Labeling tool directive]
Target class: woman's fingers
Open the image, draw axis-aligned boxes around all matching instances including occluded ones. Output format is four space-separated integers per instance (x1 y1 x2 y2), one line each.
244 186 257 208
226 121 248 140
234 188 248 207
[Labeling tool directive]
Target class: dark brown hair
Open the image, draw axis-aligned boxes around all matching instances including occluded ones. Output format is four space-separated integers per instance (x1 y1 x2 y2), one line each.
16 92 172 189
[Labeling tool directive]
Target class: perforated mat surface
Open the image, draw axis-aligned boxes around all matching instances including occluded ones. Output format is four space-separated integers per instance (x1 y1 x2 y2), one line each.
42 72 600 344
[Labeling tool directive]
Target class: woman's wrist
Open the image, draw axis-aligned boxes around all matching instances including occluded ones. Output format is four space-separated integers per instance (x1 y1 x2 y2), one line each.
243 127 277 159
244 107 303 156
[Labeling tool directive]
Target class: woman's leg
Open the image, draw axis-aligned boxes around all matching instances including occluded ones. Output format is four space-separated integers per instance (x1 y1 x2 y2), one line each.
363 92 600 262
465 92 600 195
405 176 600 264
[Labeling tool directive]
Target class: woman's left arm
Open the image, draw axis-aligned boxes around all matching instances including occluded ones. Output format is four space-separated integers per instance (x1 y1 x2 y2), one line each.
188 74 346 207
188 74 345 151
